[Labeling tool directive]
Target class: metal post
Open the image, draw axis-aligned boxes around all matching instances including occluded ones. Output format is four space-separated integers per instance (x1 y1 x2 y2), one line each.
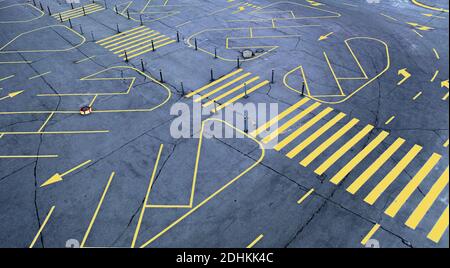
214 47 217 59
244 116 248 133
115 5 118 14
104 0 107 9
47 6 51 15
79 24 83 34
244 83 248 99
194 38 198 50
68 18 73 28
210 69 214 82
271 69 274 84
301 81 305 96
39 2 44 11
126 9 130 19
141 59 145 72
91 31 95 41
59 13 63 22
151 40 155 51
181 82 185 96
33 0 36 7
116 24 120 33
237 57 240 68
159 70 164 83
124 50 128 62
82 6 86 16
176 31 180 42
139 14 143 26
71 3 74 9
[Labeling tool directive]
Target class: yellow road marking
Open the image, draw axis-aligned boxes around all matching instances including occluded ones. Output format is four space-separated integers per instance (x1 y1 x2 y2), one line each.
251 98 310 137
275 107 333 151
0 130 109 135
427 206 449 243
96 26 146 44
413 91 422 100
444 139 449 148
287 112 346 159
58 5 104 19
443 92 449 101
29 206 55 248
40 159 93 188
198 73 253 103
75 56 96 64
385 153 441 217
330 131 390 185
104 30 156 49
315 125 374 175
81 171 115 248
37 112 54 133
247 234 264 248
118 36 171 56
111 34 164 53
297 189 314 204
412 29 423 37
323 51 345 96
433 48 440 59
411 0 449 13
28 71 51 80
203 77 260 107
0 74 14 82
406 167 449 229
380 13 398 21
262 102 321 144
101 28 150 47
0 155 58 159
131 144 164 248
364 145 422 205
431 70 439 82
385 116 395 125
89 95 98 107
126 39 176 59
213 81 270 112
301 118 359 167
361 223 380 246
347 138 405 194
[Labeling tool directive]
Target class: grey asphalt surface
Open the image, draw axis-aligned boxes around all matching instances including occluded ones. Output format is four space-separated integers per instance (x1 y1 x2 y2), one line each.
0 0 448 248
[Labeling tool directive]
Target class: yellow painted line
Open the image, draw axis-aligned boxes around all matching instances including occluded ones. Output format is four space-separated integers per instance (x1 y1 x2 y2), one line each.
385 153 441 217
315 124 374 176
52 4 98 17
202 77 260 106
365 145 422 205
0 130 109 135
444 139 449 148
88 95 98 107
119 36 170 56
431 70 439 82
385 116 395 125
0 61 32 64
96 26 146 44
214 81 270 112
75 56 96 64
198 73 253 103
100 28 151 47
411 0 449 13
37 112 54 133
81 172 115 248
301 118 359 167
126 39 176 59
58 6 104 20
330 131 390 185
186 69 243 98
413 91 422 100
361 223 380 246
323 52 345 96
406 167 449 230
111 34 164 52
0 74 14 82
380 13 398 21
347 138 405 194
275 107 333 151
29 206 55 248
103 30 156 49
443 92 449 101
131 144 164 248
29 71 51 80
246 234 264 248
61 160 92 177
262 102 321 144
0 155 58 159
427 206 449 243
433 48 440 59
413 29 423 37
297 189 314 204
287 113 346 159
176 21 192 28
251 98 310 137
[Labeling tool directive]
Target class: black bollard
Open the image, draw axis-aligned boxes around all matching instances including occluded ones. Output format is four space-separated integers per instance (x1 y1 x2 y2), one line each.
151 40 155 51
82 6 86 16
301 82 305 96
176 31 180 42
159 70 164 83
210 69 214 82
68 18 73 28
33 0 36 7
244 116 248 133
91 31 95 41
126 9 130 19
116 24 120 33
214 47 217 59
79 24 84 34
47 6 51 15
39 2 44 11
244 83 248 99
194 38 198 50
115 5 118 14
71 3 74 9
139 14 143 26
181 82 185 95
271 69 274 84
140 59 145 72
59 13 63 22
237 57 240 68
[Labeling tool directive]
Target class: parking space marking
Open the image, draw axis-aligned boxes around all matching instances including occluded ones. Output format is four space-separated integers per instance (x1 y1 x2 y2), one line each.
427 206 449 243
29 71 51 80
75 56 96 64
246 234 264 248
0 155 58 159
385 153 441 218
361 223 380 246
406 167 449 230
297 189 315 205
0 75 15 82
29 206 56 248
81 171 115 248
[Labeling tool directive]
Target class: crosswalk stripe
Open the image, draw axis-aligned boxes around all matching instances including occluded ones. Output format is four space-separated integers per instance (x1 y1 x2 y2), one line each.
274 107 333 151
52 4 98 17
250 98 310 137
111 34 164 52
126 39 176 59
261 102 321 144
104 30 156 49
330 131 390 185
96 26 146 44
364 144 423 205
100 28 150 46
196 73 253 102
427 206 449 243
347 138 405 194
203 77 260 107
314 124 374 175
119 37 171 56
385 153 442 218
186 69 244 98
213 81 270 112
300 118 360 167
287 112 346 159
58 5 104 19
406 167 449 230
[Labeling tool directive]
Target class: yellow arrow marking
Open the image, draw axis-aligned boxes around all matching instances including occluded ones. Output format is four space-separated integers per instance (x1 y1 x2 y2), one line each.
40 160 92 187
318 31 333 41
397 68 411 86
441 79 449 89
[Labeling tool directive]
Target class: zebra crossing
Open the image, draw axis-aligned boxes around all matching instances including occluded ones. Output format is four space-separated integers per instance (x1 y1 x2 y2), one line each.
251 97 449 244
51 3 105 22
186 69 270 113
96 26 176 60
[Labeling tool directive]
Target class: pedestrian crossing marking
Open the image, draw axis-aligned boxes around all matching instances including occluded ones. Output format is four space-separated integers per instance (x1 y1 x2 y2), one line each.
261 102 321 144
286 112 346 159
198 73 253 103
427 206 449 243
385 153 442 218
203 76 260 107
314 124 374 176
186 69 243 98
51 3 105 22
330 131 390 185
96 26 175 60
406 167 449 230
274 107 333 151
300 118 360 167
346 137 405 194
364 144 423 205
212 81 270 112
